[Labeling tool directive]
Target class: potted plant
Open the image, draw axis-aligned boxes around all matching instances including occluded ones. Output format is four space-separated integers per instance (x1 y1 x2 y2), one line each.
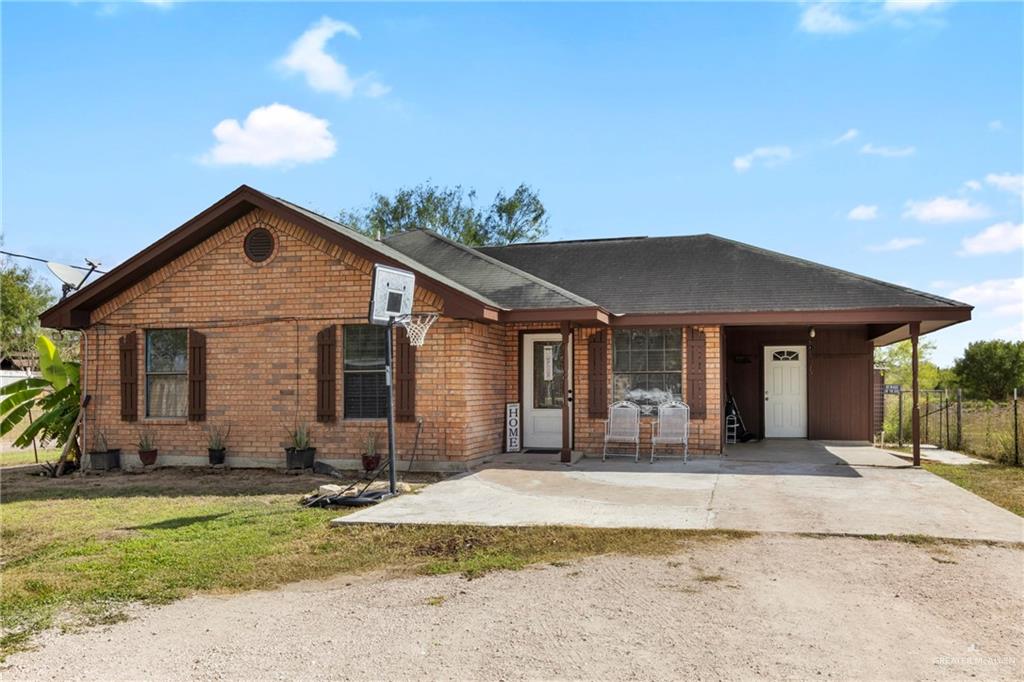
361 431 380 473
206 424 230 466
284 422 315 469
87 429 121 471
137 430 158 466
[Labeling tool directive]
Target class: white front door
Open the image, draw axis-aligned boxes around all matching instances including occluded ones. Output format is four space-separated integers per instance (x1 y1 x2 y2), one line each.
522 333 571 449
764 345 807 438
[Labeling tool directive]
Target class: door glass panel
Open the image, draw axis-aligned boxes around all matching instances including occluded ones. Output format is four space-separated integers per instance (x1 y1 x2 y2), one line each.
533 341 564 409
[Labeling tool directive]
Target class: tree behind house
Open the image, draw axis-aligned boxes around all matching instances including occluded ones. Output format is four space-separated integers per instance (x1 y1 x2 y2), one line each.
953 340 1024 400
339 182 549 246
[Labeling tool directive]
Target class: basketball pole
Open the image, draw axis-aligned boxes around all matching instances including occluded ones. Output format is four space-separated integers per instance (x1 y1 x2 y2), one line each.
385 318 398 496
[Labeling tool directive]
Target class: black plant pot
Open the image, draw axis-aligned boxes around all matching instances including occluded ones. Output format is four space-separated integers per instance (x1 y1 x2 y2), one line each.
89 449 121 471
285 447 316 470
208 448 226 466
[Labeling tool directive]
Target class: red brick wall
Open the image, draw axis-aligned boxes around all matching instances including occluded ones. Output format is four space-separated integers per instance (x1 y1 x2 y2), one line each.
81 207 723 469
82 208 476 468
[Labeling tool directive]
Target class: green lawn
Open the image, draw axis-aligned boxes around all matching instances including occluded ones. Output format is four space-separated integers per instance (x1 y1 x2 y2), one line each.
0 449 60 468
923 462 1024 517
0 467 748 658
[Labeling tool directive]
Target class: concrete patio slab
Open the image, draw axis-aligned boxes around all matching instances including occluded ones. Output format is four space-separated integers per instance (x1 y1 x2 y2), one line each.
338 441 1024 542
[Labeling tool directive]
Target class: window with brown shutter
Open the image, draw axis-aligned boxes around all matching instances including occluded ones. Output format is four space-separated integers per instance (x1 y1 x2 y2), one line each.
316 325 337 423
119 332 138 422
395 331 416 422
188 330 207 422
687 327 707 419
588 331 608 418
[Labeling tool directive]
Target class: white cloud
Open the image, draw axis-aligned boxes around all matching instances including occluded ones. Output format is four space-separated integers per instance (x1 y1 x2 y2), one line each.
139 0 175 7
950 277 1024 318
866 237 924 252
988 120 1004 132
832 128 859 144
733 146 792 173
278 17 389 98
201 104 336 168
860 143 916 158
963 179 982 191
985 172 1024 197
902 196 990 223
799 3 860 34
958 222 1024 256
847 204 879 221
883 0 946 12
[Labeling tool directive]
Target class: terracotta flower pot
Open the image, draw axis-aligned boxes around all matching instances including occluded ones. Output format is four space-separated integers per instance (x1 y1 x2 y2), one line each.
138 449 158 466
361 453 381 472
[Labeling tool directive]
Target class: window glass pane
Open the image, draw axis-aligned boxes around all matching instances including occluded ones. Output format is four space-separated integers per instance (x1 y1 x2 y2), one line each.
146 330 187 373
146 375 187 417
344 326 386 371
611 327 685 411
344 373 387 419
532 341 564 409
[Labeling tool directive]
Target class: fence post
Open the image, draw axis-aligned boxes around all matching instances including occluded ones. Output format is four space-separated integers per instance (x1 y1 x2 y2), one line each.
944 389 950 450
956 388 962 450
1014 387 1020 467
898 391 904 447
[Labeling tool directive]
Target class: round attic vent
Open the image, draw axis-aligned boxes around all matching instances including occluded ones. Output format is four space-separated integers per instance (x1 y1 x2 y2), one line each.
243 227 275 263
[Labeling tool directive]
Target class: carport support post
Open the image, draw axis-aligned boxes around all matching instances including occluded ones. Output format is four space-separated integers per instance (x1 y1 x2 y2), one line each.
560 321 571 463
910 322 921 467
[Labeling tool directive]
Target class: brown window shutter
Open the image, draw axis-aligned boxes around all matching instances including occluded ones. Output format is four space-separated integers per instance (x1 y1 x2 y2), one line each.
118 331 138 422
588 331 608 418
395 331 416 423
316 325 337 423
188 330 207 422
687 327 707 419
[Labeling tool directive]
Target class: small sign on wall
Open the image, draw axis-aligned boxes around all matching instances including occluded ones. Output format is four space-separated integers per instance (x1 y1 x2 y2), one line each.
884 384 902 395
543 346 554 381
506 402 521 452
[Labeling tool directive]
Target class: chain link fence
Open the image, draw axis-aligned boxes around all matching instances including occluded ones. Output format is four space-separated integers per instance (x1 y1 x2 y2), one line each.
881 388 1022 465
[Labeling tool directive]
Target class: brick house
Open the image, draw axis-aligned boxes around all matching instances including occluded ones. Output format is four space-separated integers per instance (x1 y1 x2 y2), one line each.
41 186 971 470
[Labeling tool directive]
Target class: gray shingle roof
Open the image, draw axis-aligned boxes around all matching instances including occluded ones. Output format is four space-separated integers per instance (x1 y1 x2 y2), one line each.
478 234 967 315
383 229 598 310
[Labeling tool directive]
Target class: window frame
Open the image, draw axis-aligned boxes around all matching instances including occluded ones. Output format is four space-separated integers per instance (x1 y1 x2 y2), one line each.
342 324 389 420
611 328 683 414
144 328 189 419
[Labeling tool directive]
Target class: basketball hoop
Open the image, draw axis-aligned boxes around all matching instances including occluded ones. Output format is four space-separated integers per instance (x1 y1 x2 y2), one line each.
395 313 439 347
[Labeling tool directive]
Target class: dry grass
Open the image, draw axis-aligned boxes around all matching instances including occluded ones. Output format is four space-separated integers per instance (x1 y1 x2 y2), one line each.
922 462 1024 517
0 449 59 468
0 467 750 658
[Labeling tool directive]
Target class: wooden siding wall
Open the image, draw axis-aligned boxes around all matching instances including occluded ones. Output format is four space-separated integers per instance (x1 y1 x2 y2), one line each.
724 326 873 441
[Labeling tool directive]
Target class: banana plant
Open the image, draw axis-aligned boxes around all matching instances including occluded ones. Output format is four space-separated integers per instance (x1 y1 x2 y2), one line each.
0 335 82 453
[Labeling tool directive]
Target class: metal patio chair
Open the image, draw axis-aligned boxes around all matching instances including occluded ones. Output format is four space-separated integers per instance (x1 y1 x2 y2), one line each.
651 400 690 463
603 400 641 462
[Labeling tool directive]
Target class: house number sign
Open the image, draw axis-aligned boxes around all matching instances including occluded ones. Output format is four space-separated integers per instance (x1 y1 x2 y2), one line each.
506 403 521 452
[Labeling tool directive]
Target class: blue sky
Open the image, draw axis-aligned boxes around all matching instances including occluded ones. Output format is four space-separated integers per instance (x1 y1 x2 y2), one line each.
3 1 1021 364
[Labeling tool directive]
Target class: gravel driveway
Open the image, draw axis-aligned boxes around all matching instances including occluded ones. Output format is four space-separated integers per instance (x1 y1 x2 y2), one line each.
4 534 1021 681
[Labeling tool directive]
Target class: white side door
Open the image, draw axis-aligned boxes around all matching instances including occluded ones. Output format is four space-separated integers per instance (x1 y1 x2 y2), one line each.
764 345 807 438
522 333 571 449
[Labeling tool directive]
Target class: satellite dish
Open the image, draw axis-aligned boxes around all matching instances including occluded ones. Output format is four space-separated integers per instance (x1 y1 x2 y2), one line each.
47 259 101 299
47 262 88 290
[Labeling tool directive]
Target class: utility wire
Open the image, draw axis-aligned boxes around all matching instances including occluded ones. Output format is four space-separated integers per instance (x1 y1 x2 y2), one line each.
0 249 107 274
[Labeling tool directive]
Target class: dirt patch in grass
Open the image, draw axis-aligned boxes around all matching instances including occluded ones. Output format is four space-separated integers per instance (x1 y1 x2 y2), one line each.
922 462 1024 517
0 467 749 658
